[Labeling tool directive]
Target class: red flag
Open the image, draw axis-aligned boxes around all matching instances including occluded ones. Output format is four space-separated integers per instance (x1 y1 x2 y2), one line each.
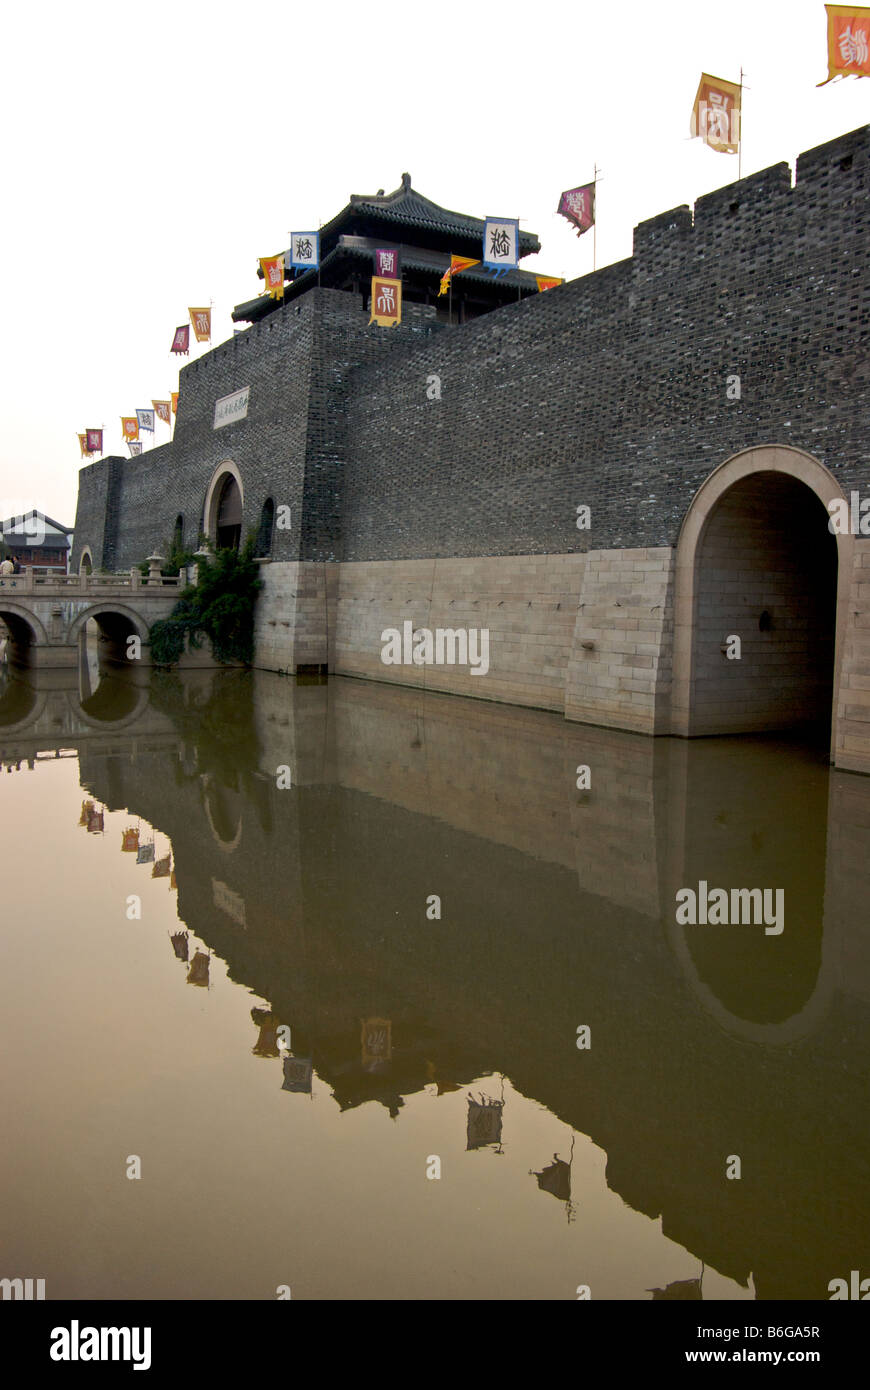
171 325 190 355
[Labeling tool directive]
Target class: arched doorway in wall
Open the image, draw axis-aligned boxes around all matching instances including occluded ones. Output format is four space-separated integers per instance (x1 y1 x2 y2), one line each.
79 548 93 575
216 476 242 551
672 447 850 751
203 464 245 554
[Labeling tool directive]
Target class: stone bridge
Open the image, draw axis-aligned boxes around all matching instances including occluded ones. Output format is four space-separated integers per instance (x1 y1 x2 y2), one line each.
0 569 183 668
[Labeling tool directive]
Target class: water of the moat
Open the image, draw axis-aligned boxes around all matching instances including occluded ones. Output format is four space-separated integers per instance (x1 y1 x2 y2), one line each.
0 657 867 1300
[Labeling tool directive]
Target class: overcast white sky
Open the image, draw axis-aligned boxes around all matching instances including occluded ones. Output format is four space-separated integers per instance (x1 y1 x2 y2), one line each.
0 0 866 527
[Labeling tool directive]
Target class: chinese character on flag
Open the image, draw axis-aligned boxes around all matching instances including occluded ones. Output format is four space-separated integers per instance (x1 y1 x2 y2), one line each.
819 5 870 82
171 391 179 416
85 428 103 454
189 306 211 342
128 441 143 457
121 416 139 442
290 233 319 269
369 276 402 326
259 254 285 300
374 247 400 279
556 183 595 236
171 325 190 355
153 400 171 425
483 217 519 271
690 73 741 153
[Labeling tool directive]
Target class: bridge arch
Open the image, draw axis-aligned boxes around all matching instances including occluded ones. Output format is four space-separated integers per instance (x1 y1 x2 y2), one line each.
0 602 48 664
672 445 851 754
67 603 151 648
203 461 245 552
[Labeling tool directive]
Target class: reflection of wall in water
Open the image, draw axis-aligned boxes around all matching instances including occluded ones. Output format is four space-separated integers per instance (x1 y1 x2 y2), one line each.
66 671 870 1301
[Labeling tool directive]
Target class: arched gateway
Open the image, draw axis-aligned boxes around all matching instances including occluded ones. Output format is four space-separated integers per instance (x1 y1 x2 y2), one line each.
672 446 852 757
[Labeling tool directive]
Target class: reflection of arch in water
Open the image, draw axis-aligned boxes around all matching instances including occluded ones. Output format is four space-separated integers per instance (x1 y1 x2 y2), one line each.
0 681 45 733
664 910 838 1047
77 673 148 725
200 772 243 850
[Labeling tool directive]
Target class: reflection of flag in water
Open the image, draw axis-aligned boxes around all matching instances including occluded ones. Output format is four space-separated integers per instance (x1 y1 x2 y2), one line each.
466 1094 504 1150
425 1061 461 1095
87 809 104 834
251 1007 280 1057
648 1276 703 1300
187 951 210 987
79 800 94 826
819 6 870 83
121 828 139 853
170 868 177 890
136 842 155 864
531 1153 571 1203
282 1056 313 1094
361 1017 392 1070
170 931 189 961
152 855 171 878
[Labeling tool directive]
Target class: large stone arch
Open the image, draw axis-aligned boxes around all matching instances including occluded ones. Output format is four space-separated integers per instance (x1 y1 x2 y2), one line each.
0 602 48 647
671 445 852 759
66 603 150 646
203 461 245 549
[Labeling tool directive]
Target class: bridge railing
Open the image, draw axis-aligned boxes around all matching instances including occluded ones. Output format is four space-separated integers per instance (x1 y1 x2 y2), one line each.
0 570 184 595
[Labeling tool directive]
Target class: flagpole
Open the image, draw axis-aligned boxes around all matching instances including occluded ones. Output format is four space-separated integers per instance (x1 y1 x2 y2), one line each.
738 68 744 179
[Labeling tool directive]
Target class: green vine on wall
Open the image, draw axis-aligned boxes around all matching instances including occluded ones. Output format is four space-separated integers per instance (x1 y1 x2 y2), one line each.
148 537 263 667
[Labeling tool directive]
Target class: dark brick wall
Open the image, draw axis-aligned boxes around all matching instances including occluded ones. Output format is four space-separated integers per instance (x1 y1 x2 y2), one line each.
338 125 870 560
73 125 870 571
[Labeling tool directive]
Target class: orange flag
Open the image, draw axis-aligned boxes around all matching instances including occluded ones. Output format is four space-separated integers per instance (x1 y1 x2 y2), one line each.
189 306 211 342
535 275 563 293
121 416 139 442
259 254 285 300
690 73 741 154
819 5 870 83
438 254 480 297
153 400 172 425
171 391 179 416
78 433 91 458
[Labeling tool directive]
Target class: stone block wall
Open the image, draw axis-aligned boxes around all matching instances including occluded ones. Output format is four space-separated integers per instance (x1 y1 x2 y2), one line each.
565 547 675 734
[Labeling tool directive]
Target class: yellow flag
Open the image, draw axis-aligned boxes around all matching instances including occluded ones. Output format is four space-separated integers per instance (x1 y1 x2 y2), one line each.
78 433 91 458
189 306 211 342
819 5 870 83
438 254 480 297
536 275 563 293
690 73 741 154
370 276 402 327
171 391 179 416
121 416 139 442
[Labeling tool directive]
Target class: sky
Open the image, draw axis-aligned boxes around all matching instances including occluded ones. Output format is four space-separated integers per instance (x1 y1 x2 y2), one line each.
0 0 866 528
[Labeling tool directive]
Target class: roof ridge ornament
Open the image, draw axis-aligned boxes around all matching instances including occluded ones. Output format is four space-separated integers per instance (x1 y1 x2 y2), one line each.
401 172 411 191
